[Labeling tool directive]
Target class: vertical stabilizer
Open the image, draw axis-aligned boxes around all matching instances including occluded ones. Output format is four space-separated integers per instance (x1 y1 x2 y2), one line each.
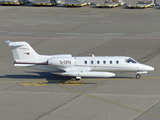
5 41 39 61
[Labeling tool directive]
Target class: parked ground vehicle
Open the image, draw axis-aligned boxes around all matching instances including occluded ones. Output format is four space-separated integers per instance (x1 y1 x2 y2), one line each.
64 0 90 7
0 0 24 5
32 0 56 6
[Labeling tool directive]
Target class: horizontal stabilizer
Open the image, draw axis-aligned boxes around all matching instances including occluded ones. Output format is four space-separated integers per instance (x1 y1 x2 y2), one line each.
5 40 25 47
5 40 12 44
14 64 36 66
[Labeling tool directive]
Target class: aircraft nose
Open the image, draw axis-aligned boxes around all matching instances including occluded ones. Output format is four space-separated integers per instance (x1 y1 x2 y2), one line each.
139 64 155 71
148 66 155 71
144 65 155 71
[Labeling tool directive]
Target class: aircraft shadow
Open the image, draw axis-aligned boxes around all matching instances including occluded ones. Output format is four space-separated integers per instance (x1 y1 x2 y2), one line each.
0 72 96 85
111 76 134 79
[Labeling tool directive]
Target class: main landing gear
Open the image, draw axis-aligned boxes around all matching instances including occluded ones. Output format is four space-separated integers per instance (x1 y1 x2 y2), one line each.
136 74 141 79
75 76 81 81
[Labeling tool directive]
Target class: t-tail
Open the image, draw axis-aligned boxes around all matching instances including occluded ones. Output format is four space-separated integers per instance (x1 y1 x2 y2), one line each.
5 41 47 66
5 41 39 60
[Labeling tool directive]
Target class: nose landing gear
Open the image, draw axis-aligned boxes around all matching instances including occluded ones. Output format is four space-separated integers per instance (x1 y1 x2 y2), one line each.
136 74 141 79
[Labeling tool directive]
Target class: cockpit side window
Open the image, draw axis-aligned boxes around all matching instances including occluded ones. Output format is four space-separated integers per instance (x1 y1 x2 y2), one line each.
126 58 137 63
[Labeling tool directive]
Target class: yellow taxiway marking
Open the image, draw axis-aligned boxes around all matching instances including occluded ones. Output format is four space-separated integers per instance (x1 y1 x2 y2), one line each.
18 82 48 86
0 80 84 86
61 86 160 119
0 76 159 86
58 81 84 85
0 80 47 83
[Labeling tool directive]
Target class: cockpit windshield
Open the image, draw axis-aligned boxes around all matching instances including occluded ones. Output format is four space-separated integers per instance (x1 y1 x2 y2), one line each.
126 58 137 63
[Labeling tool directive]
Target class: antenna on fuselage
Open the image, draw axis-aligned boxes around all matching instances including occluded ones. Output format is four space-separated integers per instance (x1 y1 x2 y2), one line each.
89 54 95 57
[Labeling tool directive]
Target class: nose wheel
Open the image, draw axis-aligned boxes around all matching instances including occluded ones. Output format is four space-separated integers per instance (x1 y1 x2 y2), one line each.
136 74 141 79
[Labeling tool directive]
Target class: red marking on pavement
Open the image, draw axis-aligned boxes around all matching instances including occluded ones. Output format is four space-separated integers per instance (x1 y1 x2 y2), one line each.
1 37 160 40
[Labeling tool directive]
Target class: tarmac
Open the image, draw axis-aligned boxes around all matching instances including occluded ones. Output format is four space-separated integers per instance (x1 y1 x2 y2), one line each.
0 1 160 120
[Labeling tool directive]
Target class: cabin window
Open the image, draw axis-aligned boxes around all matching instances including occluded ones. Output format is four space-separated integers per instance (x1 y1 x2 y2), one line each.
116 61 119 64
97 61 100 64
110 61 112 64
84 61 87 64
103 61 106 64
91 61 94 64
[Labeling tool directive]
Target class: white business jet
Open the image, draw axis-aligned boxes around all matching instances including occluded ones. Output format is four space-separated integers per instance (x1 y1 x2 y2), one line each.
5 41 154 80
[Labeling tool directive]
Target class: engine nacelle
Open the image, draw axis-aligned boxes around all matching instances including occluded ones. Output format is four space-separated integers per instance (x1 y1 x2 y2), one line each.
48 57 75 67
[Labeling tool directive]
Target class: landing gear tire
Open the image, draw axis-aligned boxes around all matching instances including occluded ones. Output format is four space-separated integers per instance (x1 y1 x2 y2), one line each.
136 74 141 79
75 77 81 81
75 78 80 81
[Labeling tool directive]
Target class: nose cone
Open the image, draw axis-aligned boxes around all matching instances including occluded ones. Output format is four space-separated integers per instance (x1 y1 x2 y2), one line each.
139 64 155 71
146 66 155 71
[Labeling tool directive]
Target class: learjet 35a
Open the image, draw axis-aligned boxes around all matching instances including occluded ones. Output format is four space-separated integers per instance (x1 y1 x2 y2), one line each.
5 41 154 80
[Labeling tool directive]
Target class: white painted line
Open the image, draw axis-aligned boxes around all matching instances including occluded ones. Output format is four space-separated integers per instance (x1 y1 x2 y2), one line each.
37 35 60 37
0 25 10 26
151 32 160 34
87 35 110 37
8 32 32 35
49 23 62 24
133 34 155 37
23 24 36 26
100 21 112 23
74 22 88 24
0 35 11 36
105 33 128 35
56 33 81 35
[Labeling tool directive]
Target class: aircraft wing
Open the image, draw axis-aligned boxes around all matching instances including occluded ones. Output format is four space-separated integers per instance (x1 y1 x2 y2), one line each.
61 70 115 78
